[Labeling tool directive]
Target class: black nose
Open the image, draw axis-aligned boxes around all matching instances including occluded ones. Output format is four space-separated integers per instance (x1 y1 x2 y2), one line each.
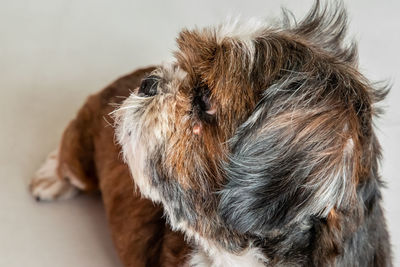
138 75 159 97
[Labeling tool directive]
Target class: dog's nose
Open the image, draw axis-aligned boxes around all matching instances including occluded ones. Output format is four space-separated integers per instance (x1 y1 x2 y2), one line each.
138 75 159 97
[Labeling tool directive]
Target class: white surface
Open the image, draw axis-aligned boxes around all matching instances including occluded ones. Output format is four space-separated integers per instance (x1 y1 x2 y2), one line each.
0 0 399 266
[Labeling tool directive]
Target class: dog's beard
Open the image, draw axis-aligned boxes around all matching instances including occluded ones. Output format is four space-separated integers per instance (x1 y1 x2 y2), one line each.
114 93 164 202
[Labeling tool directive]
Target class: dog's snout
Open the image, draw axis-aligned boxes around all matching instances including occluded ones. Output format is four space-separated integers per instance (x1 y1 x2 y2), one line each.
138 75 159 97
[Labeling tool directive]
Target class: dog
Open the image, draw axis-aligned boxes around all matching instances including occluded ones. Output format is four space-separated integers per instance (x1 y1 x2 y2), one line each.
30 1 392 266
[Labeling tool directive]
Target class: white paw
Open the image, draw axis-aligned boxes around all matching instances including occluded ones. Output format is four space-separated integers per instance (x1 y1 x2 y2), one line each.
30 177 79 201
30 149 79 201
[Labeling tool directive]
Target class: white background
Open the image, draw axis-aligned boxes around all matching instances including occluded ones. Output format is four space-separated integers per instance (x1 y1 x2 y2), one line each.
0 0 399 266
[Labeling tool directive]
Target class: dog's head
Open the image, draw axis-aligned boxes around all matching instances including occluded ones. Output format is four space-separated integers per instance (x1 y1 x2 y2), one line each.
115 1 384 251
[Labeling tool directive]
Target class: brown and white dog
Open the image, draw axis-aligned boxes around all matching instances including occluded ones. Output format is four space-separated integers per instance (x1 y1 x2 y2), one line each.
30 1 392 266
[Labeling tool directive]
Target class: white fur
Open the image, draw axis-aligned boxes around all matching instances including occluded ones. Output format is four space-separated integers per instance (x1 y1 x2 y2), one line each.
170 220 267 267
30 149 79 201
189 241 267 267
216 17 266 45
215 18 268 68
114 65 187 202
114 96 163 202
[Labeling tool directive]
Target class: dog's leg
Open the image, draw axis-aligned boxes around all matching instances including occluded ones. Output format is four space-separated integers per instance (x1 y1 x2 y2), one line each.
30 97 99 201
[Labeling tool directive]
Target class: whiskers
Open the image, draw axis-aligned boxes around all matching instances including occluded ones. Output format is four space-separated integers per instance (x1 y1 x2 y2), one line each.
108 94 151 116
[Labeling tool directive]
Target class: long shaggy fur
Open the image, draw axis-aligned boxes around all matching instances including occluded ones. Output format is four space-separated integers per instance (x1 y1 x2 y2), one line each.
115 1 392 265
31 1 392 266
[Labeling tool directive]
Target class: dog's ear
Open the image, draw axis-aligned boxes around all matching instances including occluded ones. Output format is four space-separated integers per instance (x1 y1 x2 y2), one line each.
218 76 363 235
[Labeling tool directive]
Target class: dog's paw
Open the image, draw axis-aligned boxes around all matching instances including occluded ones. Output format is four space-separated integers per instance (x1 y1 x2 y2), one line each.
30 177 79 201
29 149 79 201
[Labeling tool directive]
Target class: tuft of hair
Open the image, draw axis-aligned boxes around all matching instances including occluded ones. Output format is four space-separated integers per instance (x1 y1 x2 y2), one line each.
211 0 358 69
283 0 358 65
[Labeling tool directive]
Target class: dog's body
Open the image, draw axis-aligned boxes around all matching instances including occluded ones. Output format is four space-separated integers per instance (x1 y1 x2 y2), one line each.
30 2 392 266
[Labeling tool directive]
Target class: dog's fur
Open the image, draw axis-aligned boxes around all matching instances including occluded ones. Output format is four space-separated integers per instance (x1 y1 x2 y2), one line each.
30 1 392 266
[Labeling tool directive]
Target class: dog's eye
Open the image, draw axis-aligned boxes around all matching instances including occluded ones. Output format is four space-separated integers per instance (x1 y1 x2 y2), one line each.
200 94 212 112
193 85 216 117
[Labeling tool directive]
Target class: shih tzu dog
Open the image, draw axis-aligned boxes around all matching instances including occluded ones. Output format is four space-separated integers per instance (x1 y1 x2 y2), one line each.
30 1 392 266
